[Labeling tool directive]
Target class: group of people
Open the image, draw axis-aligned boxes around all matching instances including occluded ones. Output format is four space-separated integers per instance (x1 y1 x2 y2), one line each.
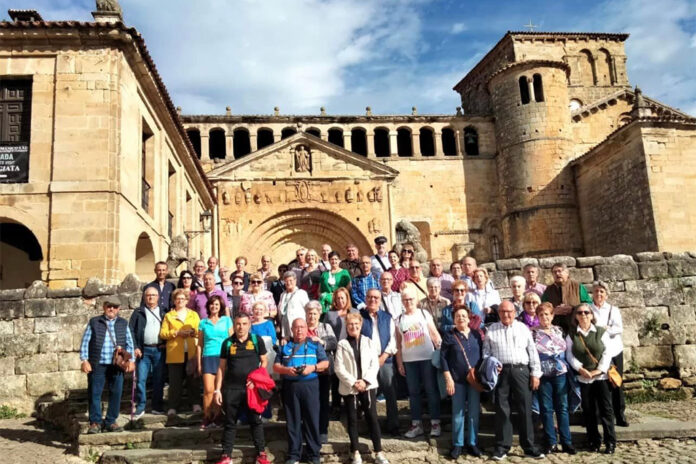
80 236 628 464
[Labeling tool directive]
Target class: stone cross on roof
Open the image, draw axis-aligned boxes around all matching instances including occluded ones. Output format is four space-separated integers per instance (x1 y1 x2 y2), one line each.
524 20 539 31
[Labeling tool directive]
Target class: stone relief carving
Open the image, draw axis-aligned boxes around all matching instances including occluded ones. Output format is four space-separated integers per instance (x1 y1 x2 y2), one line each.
166 234 188 277
229 183 387 207
357 190 364 202
394 219 428 264
368 217 382 234
367 186 383 203
294 144 311 172
96 0 122 14
222 190 231 205
235 191 243 205
345 188 354 203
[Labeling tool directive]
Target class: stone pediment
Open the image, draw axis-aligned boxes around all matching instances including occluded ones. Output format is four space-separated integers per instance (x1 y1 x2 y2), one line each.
207 132 398 182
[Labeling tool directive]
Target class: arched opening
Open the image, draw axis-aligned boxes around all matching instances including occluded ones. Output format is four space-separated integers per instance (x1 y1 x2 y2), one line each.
597 48 613 85
209 128 226 159
569 98 583 112
306 127 321 138
396 127 412 157
281 127 297 139
519 76 530 104
233 128 251 158
463 126 479 156
328 128 344 147
532 74 544 102
579 49 596 86
257 128 274 149
618 112 632 126
419 127 435 157
441 128 457 156
490 235 501 261
0 221 42 289
374 128 390 157
351 128 367 156
135 232 155 279
186 128 201 158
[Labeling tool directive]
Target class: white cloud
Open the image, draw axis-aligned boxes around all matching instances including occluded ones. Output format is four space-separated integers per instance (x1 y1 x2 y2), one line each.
450 22 466 34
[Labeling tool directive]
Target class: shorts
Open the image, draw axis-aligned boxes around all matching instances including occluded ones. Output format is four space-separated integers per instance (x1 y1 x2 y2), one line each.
201 355 220 375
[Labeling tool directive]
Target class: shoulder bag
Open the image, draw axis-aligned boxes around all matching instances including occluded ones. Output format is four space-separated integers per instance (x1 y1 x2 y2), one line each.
451 329 485 392
578 333 622 388
106 323 132 372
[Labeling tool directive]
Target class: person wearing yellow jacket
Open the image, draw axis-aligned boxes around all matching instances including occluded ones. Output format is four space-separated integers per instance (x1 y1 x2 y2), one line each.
161 288 201 416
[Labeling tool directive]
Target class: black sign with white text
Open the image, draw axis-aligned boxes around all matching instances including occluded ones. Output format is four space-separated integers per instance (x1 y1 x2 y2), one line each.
0 143 29 183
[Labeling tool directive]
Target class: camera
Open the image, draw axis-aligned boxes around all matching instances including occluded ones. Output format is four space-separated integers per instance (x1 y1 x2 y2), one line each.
293 365 306 376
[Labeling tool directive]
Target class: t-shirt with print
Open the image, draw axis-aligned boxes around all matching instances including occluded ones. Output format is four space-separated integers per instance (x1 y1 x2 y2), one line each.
398 309 435 363
220 334 267 388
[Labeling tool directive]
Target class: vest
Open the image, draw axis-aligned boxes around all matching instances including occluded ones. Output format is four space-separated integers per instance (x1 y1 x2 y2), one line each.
88 315 128 365
359 309 392 360
544 280 582 307
571 326 606 370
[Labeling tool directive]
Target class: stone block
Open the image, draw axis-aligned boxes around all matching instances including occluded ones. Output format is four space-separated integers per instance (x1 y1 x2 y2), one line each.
609 291 644 308
644 370 668 379
576 256 606 267
47 287 82 298
595 264 638 282
489 271 508 289
644 287 684 306
26 370 86 396
607 254 636 264
675 345 696 370
668 259 696 277
638 262 670 279
0 320 13 335
0 289 25 301
60 352 82 371
128 292 143 309
13 318 34 335
39 331 75 353
0 334 40 357
55 297 90 316
633 345 674 368
518 258 538 269
665 252 693 260
118 274 142 293
608 281 626 292
538 256 576 268
480 262 496 272
635 252 666 262
568 267 594 283
658 377 682 390
0 375 27 400
83 278 116 298
34 317 61 334
15 353 59 375
0 300 24 320
495 259 520 271
96 294 129 308
670 324 696 345
24 281 48 299
683 376 696 387
622 306 669 331
59 314 90 330
24 299 56 318
670 305 696 325
0 356 15 375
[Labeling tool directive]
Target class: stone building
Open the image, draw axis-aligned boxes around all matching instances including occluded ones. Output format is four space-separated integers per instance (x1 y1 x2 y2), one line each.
0 9 215 289
183 32 696 270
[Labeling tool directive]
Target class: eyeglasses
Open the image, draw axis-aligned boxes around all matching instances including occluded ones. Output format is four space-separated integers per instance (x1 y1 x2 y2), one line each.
410 266 421 269
453 288 467 293
576 311 591 315
251 280 263 284
366 295 380 300
233 281 244 285
524 301 538 305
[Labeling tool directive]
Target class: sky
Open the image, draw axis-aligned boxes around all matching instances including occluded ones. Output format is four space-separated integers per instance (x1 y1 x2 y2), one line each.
2 0 695 116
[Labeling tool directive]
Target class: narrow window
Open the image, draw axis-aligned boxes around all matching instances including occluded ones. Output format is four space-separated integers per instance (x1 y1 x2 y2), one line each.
374 128 389 157
233 128 251 158
396 128 412 157
419 127 435 156
257 128 274 149
519 76 530 104
491 236 501 261
533 74 544 102
464 126 479 156
351 128 367 156
328 128 344 147
442 128 456 156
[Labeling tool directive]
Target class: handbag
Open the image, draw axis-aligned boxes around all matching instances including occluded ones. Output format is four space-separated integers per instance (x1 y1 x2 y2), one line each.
106 324 132 371
578 333 623 388
451 329 485 393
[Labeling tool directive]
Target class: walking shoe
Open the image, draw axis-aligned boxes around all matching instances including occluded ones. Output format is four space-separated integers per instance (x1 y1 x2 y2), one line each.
523 448 545 459
374 452 389 464
103 423 123 433
351 451 363 464
192 404 202 414
255 452 271 464
167 408 177 417
403 423 424 438
215 455 233 464
466 445 482 457
449 446 463 459
132 410 145 421
87 423 101 434
605 443 616 454
491 448 507 461
429 422 441 437
561 444 577 455
150 409 166 415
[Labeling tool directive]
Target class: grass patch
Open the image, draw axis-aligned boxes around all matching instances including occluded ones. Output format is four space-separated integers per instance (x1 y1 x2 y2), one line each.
626 388 687 404
0 405 26 419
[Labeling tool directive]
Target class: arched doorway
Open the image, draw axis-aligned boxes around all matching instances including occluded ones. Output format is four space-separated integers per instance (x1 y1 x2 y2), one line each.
240 208 373 267
0 221 43 289
135 232 155 279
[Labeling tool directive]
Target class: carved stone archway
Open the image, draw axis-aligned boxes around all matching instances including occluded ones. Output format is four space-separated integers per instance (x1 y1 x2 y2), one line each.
241 208 373 267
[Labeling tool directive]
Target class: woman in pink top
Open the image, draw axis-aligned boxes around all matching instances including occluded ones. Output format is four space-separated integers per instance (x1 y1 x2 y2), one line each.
240 272 277 318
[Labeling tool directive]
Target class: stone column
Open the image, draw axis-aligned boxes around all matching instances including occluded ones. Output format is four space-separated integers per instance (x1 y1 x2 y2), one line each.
343 133 352 152
528 77 536 103
366 131 375 158
411 130 421 157
225 133 234 160
321 132 329 142
250 133 258 152
200 134 210 161
273 132 281 143
434 131 443 158
389 130 398 157
455 129 462 157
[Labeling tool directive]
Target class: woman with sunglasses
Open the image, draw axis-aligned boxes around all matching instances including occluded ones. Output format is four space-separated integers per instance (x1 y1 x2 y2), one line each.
391 248 413 292
565 303 616 454
518 292 541 329
440 280 482 332
176 270 200 303
240 272 277 319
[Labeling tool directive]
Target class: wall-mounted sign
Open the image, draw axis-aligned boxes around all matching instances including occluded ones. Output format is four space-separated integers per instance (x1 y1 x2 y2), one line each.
0 143 29 183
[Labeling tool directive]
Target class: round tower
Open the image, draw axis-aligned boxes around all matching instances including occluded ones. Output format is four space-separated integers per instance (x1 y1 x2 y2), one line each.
488 61 583 257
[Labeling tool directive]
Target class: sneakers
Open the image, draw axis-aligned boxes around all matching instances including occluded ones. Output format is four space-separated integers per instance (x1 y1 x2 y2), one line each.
491 448 507 461
523 449 545 459
374 452 389 464
404 422 424 438
450 446 463 459
351 451 363 464
87 422 101 434
103 423 123 433
150 409 165 416
132 410 145 421
215 455 232 464
255 452 271 464
429 422 441 437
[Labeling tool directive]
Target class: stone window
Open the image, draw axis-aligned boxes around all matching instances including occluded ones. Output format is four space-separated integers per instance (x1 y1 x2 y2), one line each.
463 126 479 156
209 128 226 159
351 127 367 156
396 127 412 157
233 128 251 158
569 99 583 112
257 128 274 149
490 235 501 261
306 127 321 138
442 127 457 156
579 49 596 85
519 76 530 104
533 74 544 102
328 128 344 147
186 128 201 158
419 127 435 156
168 161 176 238
281 127 297 139
597 48 613 85
374 127 390 157
141 119 155 215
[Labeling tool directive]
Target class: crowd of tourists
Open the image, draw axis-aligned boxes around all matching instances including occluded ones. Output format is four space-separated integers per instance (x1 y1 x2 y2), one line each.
80 236 628 463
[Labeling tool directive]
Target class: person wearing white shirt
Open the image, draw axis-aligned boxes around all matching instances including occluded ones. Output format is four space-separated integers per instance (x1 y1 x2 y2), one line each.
370 236 392 278
470 268 502 323
318 244 332 272
590 281 627 427
379 271 404 320
278 271 310 341
565 303 616 455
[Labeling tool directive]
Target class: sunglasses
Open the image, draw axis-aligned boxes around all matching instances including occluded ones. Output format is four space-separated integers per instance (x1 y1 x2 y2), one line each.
402 250 414 254
251 280 263 284
453 288 467 293
182 276 192 280
576 311 591 315
233 281 244 285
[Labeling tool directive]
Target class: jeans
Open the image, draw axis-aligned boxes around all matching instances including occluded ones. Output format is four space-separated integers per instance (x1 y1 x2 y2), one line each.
87 363 124 426
135 346 165 413
451 382 480 447
404 360 440 422
538 374 572 447
377 362 399 431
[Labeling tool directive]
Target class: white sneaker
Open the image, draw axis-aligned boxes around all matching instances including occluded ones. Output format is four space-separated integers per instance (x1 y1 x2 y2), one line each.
167 409 177 417
375 452 389 464
404 423 424 438
351 451 363 464
132 411 145 421
150 409 165 416
430 422 441 437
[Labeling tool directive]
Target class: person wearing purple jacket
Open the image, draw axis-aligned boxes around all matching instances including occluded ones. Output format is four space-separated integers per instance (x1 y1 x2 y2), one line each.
189 271 230 319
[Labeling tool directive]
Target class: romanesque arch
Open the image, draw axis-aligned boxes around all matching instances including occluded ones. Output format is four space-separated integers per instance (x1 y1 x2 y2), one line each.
240 208 373 266
135 232 155 279
0 219 43 289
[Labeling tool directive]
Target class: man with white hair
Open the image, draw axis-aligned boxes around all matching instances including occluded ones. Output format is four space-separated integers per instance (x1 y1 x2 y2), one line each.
430 259 454 301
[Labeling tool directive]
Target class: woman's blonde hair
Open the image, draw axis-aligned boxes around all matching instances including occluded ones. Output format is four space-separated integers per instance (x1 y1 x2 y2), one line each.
345 312 363 325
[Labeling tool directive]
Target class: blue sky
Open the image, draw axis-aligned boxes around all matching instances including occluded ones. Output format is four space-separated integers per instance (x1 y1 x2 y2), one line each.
2 0 695 116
